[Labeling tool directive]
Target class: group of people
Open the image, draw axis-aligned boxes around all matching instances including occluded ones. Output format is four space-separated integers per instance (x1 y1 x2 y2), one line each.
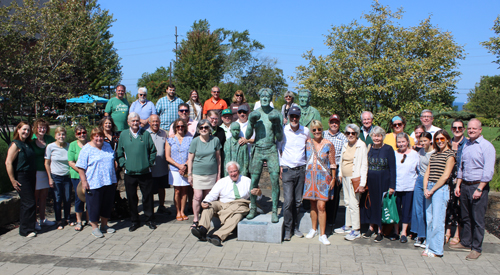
6 85 496 261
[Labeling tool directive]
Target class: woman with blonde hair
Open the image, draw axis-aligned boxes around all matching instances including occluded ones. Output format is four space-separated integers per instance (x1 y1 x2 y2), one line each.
229 90 250 122
45 126 72 229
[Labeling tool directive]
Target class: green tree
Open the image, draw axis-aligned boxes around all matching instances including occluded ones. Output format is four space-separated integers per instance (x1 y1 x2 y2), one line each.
465 75 500 118
173 21 225 101
137 66 171 101
0 0 122 144
292 2 465 125
239 58 288 102
482 15 500 68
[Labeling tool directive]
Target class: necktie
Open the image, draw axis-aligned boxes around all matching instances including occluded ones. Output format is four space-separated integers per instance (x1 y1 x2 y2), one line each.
233 181 241 199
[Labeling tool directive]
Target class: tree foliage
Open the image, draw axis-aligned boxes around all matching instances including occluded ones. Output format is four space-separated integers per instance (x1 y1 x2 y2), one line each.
292 2 465 125
465 75 500 118
482 15 500 68
239 58 288 101
0 0 121 144
137 66 171 101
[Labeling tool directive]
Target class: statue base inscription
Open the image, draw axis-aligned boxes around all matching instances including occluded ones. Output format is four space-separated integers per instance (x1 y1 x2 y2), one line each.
238 213 284 243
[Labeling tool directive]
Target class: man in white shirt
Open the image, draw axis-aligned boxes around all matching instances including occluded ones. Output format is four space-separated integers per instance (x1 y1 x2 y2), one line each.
410 109 441 139
191 161 261 246
279 106 309 241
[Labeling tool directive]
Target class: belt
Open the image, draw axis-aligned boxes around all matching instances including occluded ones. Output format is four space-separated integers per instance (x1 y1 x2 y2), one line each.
283 165 305 170
463 180 481 185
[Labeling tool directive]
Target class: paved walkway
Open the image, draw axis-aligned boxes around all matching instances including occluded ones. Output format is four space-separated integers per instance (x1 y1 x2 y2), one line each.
1 189 500 274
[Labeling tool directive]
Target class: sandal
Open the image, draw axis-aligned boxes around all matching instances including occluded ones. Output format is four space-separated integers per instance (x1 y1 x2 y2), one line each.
74 222 83 231
67 220 76 227
182 215 189 221
190 221 198 230
176 216 183 221
57 222 64 230
445 234 451 244
449 237 460 245
421 250 429 257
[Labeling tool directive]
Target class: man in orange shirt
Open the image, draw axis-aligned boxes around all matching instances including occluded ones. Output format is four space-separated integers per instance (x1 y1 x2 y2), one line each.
203 86 228 119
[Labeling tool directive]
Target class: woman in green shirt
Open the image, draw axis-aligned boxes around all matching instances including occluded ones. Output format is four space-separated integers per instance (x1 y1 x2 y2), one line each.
68 125 88 231
5 122 37 237
31 118 56 230
187 119 221 229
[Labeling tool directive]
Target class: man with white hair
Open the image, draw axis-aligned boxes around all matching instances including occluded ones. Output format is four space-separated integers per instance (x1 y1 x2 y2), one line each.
191 161 262 246
410 109 441 139
359 111 374 145
129 87 157 130
116 112 158 232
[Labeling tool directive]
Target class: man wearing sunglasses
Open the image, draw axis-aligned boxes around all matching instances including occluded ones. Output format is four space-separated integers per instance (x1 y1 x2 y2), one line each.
168 103 198 137
278 106 309 240
451 119 496 260
156 84 184 131
129 87 157 130
410 109 441 139
203 86 227 119
104 84 130 131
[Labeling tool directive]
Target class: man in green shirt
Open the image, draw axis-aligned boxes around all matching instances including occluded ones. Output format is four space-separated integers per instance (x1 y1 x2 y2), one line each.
105 85 130 131
116 112 157 232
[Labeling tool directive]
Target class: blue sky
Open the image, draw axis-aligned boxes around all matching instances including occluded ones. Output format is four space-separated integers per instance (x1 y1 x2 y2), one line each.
99 0 500 103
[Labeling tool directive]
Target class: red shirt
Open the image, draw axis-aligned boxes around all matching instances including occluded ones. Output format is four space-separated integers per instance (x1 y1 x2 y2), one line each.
203 97 228 115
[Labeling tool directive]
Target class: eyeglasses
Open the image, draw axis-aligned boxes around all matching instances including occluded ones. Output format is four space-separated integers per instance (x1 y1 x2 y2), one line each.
179 109 189 113
421 115 433 119
176 125 185 129
76 131 87 136
436 137 447 143
393 123 403 127
199 126 210 131
212 91 220 93
312 128 323 133
289 115 299 119
346 131 357 136
235 94 243 97
452 126 463 131
138 94 146 97
285 96 292 98
37 126 47 130
238 110 247 114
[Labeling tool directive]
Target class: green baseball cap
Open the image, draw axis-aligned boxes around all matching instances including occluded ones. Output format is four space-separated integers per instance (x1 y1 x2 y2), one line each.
221 109 232 115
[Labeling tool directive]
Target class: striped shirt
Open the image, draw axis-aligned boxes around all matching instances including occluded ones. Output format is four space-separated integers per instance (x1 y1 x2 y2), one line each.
155 96 184 131
428 149 455 183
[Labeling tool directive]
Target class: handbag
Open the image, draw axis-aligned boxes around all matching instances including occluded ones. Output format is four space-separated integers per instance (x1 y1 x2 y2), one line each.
381 192 400 224
351 176 361 191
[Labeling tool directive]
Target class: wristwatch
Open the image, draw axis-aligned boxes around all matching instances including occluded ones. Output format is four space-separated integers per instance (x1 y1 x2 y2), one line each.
476 188 483 192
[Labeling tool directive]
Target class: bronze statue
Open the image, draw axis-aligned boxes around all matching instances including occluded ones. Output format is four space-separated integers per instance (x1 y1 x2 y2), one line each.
223 122 249 177
298 89 321 128
246 88 283 223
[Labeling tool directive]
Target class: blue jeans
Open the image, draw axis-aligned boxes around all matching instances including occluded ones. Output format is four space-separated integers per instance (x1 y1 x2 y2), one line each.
425 181 449 255
71 178 85 213
52 174 72 222
411 175 426 238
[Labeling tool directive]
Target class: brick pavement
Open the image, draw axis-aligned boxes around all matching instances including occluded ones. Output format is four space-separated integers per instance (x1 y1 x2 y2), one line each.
1 188 500 274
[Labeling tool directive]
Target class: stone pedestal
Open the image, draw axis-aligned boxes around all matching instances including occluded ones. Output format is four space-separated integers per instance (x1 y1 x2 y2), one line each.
237 214 284 243
0 191 20 226
297 212 313 233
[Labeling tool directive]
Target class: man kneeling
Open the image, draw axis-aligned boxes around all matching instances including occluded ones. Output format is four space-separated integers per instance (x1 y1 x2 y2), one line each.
191 161 261 246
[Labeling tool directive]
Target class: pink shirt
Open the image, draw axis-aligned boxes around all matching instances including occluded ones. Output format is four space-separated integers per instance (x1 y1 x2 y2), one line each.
168 119 198 138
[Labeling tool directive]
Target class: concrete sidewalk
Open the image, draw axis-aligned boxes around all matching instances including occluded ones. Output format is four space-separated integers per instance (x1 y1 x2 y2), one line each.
1 188 500 274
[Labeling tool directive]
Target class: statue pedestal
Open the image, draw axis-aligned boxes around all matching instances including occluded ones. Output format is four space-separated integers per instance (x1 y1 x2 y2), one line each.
297 212 313 233
237 214 283 243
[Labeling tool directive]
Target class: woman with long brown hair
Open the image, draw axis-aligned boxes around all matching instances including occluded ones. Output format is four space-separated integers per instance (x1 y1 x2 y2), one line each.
188 90 203 122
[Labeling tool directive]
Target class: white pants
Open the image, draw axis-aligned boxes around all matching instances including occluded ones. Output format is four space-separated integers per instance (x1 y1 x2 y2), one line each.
342 176 360 230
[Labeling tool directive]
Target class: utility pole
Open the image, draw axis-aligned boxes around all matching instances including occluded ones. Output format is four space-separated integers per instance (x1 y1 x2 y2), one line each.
175 26 178 61
169 62 172 85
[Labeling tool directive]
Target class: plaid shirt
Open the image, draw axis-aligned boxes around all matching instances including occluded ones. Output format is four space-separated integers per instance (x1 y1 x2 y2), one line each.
155 96 184 131
323 130 348 164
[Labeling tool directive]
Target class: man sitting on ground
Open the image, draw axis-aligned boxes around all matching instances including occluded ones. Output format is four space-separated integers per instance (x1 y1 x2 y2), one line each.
191 161 261 246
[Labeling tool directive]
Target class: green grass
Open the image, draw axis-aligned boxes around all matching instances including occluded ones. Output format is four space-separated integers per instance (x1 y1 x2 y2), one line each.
0 127 78 194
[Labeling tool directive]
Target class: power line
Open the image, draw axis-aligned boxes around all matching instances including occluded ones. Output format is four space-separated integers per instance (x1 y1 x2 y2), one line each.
114 35 169 44
117 44 169 51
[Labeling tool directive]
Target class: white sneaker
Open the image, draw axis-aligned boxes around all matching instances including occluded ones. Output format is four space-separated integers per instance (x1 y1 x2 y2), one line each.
334 225 352 234
35 222 41 231
26 232 37 238
344 230 361 241
41 219 55 226
305 229 317 239
420 240 426 249
319 234 331 245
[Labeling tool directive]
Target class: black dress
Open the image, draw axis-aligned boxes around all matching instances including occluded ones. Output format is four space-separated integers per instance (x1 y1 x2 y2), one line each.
360 144 396 227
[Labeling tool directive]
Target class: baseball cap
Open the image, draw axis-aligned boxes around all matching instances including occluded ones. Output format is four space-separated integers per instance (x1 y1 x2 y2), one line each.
221 109 232 116
238 104 249 112
288 106 301 116
329 114 340 123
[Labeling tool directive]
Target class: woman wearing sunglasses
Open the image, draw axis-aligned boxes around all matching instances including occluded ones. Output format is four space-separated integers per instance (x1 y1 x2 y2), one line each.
187 119 221 230
229 90 250 122
67 125 89 231
281 91 298 125
335 124 368 241
383 115 415 150
422 130 455 257
394 133 419 243
445 119 467 245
